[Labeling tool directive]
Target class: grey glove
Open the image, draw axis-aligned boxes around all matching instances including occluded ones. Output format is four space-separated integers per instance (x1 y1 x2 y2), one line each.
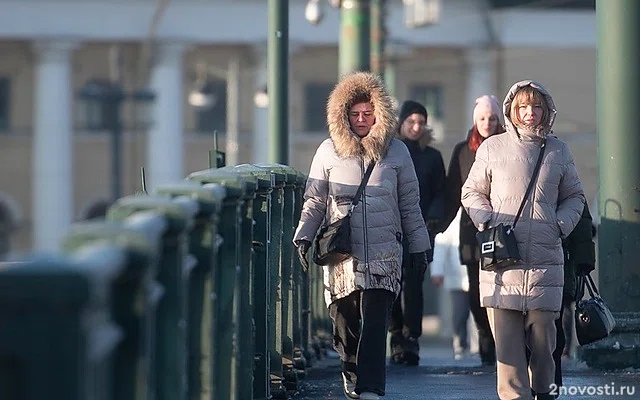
295 240 311 272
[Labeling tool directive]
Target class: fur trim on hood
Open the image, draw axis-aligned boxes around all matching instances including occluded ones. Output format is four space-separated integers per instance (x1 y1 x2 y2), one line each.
503 80 557 140
327 72 397 163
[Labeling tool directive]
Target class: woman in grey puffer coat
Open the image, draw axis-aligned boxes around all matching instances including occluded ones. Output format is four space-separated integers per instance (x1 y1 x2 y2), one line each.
293 72 430 399
461 80 585 400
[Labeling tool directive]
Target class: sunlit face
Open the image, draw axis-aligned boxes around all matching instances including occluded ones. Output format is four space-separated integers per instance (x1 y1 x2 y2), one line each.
475 110 499 138
516 102 544 127
348 102 376 138
400 113 428 141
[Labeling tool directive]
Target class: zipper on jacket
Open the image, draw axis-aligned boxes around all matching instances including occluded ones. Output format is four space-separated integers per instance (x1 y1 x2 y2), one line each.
523 143 542 314
361 158 369 267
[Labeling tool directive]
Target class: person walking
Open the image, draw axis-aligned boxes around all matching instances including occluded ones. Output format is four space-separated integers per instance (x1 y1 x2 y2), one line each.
441 95 503 367
461 80 585 400
430 207 473 360
389 100 446 366
293 72 430 400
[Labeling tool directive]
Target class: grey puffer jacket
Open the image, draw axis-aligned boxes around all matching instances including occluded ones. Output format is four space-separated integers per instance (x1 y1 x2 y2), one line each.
461 80 585 313
293 72 430 306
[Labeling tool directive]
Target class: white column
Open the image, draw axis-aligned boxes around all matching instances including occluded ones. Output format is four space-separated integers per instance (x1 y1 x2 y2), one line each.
465 47 497 132
32 40 77 251
252 46 269 164
225 55 241 166
148 43 185 190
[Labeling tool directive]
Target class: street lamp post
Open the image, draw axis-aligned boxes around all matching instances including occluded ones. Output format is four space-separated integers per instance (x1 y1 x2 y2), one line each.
78 79 155 202
339 0 371 76
370 0 386 76
268 0 289 165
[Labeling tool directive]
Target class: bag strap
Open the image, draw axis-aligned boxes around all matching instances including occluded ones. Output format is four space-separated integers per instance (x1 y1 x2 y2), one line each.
513 140 547 229
576 272 599 301
585 273 600 298
349 162 375 214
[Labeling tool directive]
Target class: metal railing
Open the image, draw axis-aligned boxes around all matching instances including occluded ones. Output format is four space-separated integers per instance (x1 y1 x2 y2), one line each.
0 161 333 400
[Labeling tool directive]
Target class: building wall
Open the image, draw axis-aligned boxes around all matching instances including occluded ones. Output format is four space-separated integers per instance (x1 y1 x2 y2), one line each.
0 40 597 252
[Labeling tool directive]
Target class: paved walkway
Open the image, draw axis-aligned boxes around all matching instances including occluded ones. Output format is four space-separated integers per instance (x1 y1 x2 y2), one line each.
293 336 640 400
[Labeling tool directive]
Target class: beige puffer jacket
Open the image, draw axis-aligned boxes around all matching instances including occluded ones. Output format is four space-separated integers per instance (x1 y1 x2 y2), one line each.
461 80 585 313
293 72 430 307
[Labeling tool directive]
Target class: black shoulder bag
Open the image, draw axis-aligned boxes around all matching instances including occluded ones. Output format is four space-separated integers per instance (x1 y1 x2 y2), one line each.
476 140 546 272
313 162 375 266
574 273 616 345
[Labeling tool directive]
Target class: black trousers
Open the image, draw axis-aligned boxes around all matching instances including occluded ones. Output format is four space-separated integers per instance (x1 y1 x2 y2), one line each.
329 289 395 396
389 248 426 340
466 263 496 364
552 296 573 387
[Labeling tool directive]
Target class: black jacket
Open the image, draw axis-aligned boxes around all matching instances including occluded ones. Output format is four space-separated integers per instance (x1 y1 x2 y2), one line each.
401 139 446 232
442 138 479 265
563 203 596 299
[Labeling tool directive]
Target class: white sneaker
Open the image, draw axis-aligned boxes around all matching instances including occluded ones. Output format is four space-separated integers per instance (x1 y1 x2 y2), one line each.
342 373 359 399
359 392 381 400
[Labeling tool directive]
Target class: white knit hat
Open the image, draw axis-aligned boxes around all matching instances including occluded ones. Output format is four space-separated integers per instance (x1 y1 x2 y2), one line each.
473 95 504 126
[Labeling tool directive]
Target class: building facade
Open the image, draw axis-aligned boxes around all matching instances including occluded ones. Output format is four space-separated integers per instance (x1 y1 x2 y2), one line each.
0 0 596 253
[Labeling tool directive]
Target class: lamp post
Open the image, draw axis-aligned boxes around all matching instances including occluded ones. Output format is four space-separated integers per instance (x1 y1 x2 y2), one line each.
339 0 371 76
268 0 289 164
78 79 155 201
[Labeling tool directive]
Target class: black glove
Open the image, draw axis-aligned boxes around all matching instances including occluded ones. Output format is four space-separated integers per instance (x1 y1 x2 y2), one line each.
410 252 429 275
295 240 311 272
576 263 595 277
426 220 440 234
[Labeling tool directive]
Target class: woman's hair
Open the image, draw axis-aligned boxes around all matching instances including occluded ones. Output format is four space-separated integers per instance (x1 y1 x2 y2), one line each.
468 125 484 152
509 86 550 128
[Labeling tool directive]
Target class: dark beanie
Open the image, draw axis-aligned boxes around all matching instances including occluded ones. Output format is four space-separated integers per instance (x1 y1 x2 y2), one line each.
398 100 428 124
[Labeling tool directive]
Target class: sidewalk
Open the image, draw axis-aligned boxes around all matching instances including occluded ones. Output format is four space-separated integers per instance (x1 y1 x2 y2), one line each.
294 321 640 400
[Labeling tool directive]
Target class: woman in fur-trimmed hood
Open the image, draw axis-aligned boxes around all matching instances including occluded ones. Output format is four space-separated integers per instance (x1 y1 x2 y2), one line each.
293 72 430 399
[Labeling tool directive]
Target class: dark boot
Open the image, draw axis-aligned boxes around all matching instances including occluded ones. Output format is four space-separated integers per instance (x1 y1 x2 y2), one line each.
389 332 405 365
403 337 420 366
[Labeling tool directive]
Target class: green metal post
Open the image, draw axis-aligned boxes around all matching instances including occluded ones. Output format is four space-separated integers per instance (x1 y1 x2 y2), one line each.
339 0 371 76
582 0 640 369
254 164 287 398
220 166 259 400
0 251 123 400
256 164 299 393
268 0 289 164
293 172 312 367
61 222 158 400
107 196 195 400
154 182 226 400
370 0 386 77
213 196 241 400
229 165 277 400
187 170 253 400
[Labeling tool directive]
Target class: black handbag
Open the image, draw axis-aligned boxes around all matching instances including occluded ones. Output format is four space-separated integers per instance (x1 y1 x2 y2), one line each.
575 273 616 345
313 163 375 266
476 140 546 272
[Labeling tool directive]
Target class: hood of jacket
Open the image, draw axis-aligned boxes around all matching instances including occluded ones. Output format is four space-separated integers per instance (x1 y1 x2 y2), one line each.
503 80 557 141
327 72 397 163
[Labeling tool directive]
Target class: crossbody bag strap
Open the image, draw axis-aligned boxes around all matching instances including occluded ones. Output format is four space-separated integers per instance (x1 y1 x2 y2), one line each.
349 162 375 214
513 140 547 229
